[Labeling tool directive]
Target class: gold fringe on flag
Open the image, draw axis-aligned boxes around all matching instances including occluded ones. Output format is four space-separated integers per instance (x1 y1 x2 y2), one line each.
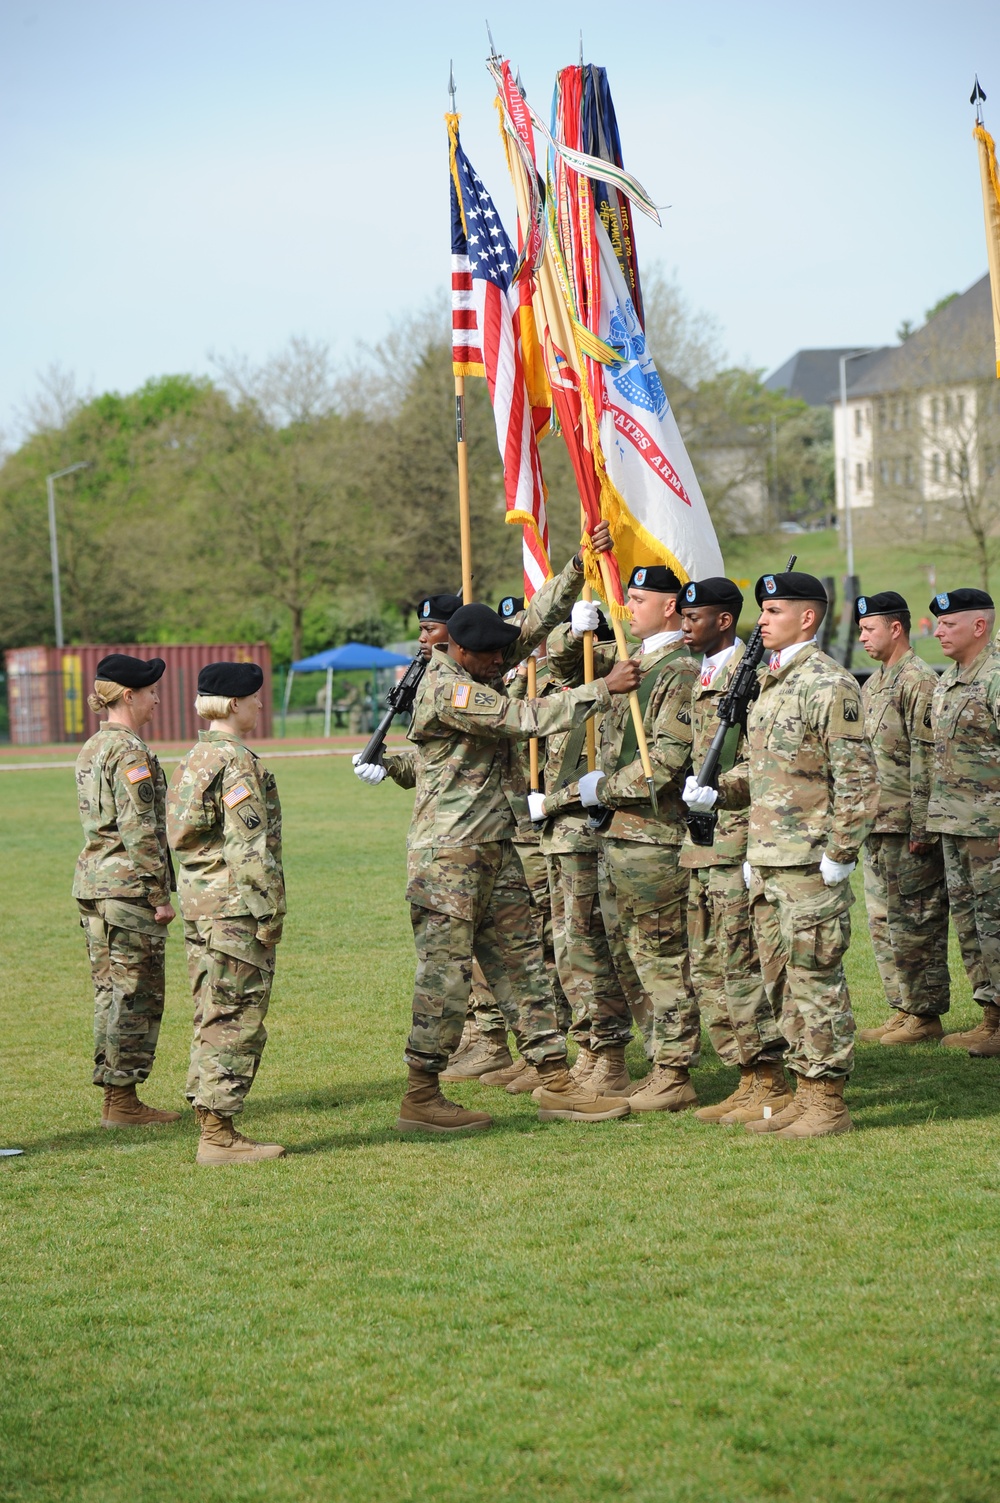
974 123 1000 379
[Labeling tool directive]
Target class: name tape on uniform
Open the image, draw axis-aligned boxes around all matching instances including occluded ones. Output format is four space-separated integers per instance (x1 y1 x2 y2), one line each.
223 783 253 809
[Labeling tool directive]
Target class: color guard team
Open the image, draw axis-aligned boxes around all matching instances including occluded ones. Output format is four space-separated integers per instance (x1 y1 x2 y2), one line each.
71 521 1000 1161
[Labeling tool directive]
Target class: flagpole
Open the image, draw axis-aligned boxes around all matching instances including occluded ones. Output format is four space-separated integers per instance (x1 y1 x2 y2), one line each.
449 63 475 602
598 553 658 814
526 653 540 791
581 505 597 771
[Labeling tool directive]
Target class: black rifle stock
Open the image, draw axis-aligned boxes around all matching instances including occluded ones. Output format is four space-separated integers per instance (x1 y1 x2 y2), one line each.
684 554 797 847
358 652 427 766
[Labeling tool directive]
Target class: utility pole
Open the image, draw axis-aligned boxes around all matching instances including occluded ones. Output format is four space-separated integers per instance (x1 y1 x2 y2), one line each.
46 461 91 648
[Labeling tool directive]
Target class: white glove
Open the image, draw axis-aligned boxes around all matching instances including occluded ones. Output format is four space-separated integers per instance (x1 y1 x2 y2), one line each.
578 770 606 807
571 600 600 637
743 860 752 890
820 852 856 886
527 792 547 822
352 753 387 785
682 774 718 812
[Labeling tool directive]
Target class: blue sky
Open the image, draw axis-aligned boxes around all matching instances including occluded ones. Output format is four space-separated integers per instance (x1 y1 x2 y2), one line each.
2 0 999 438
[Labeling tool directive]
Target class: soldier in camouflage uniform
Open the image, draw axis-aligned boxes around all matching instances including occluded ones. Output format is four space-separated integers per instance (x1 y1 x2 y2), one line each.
168 662 286 1164
853 591 950 1044
529 605 647 1097
926 588 1000 1056
354 524 640 1132
677 579 789 1124
544 564 701 1113
73 654 181 1128
687 571 878 1138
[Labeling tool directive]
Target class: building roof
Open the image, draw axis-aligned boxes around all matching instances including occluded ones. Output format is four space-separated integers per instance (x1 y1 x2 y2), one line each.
844 275 993 398
764 348 872 406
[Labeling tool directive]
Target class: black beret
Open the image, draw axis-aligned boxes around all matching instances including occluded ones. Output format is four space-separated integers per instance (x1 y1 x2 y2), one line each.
197 661 264 698
854 590 909 624
755 570 828 605
680 577 744 614
929 587 994 616
628 564 682 593
95 654 165 689
497 594 525 619
417 593 462 625
449 603 521 652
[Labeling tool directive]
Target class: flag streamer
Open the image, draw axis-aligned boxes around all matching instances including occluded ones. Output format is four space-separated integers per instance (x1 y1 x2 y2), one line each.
974 120 1000 379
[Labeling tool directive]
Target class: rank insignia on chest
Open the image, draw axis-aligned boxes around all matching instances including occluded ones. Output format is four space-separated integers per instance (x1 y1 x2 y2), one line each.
126 764 151 784
238 806 262 830
223 783 252 809
452 683 472 709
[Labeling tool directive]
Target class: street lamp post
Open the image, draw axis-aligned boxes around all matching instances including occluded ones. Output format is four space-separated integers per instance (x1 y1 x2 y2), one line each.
45 461 91 648
838 349 878 578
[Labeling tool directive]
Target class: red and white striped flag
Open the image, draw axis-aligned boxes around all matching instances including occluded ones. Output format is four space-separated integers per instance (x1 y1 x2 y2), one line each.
448 117 551 597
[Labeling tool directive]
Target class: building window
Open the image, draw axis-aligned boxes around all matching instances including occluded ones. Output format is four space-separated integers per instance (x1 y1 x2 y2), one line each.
893 462 903 485
957 394 965 420
905 455 914 485
878 400 887 431
856 462 864 490
880 460 890 486
903 398 911 429
892 402 901 431
932 452 941 482
931 396 940 427
985 444 996 478
854 407 863 436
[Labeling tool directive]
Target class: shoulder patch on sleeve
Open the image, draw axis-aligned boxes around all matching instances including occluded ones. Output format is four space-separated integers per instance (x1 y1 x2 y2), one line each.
126 763 152 783
829 690 865 739
450 681 503 715
451 682 472 709
223 783 253 809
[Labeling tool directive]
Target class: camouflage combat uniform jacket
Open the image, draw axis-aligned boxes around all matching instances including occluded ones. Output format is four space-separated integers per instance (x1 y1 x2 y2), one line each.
72 723 171 907
861 649 937 840
537 624 606 858
717 641 877 866
926 642 1000 838
167 729 285 943
680 642 750 870
544 632 698 846
404 557 607 850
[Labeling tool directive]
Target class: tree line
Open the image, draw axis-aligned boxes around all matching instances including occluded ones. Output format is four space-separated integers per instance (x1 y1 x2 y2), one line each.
0 280 831 663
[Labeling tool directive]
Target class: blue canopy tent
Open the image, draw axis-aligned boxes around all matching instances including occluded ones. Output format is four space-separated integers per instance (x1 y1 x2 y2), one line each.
285 641 412 737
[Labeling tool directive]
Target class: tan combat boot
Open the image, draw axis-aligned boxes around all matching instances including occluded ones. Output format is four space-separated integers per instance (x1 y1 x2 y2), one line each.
942 1003 1000 1048
587 1046 632 1097
969 1027 1000 1057
505 1064 546 1095
569 1046 599 1085
880 1013 943 1046
627 1063 698 1113
773 1077 851 1138
101 1085 113 1123
441 1029 513 1081
745 1076 810 1134
695 1068 754 1123
196 1107 287 1163
532 1060 630 1122
718 1061 794 1124
859 1011 904 1042
479 1057 528 1088
395 1066 492 1134
102 1084 182 1128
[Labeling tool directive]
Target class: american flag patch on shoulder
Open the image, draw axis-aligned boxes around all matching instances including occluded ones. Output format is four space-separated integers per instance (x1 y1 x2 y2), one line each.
451 683 471 709
223 783 252 809
125 765 151 783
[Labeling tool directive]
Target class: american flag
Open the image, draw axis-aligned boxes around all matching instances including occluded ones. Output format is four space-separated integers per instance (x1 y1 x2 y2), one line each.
450 128 551 597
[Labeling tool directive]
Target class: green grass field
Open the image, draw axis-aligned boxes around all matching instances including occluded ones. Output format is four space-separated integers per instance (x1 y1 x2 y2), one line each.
2 755 998 1503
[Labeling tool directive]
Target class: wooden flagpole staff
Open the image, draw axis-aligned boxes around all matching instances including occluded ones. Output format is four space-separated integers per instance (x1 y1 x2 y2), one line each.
597 552 658 815
449 65 475 604
580 507 597 772
527 655 539 791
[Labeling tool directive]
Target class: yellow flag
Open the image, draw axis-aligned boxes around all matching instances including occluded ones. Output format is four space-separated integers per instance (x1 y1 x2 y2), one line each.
975 123 1000 378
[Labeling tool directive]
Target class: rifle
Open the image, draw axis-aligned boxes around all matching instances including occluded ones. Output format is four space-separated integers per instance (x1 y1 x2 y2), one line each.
357 652 427 766
684 554 797 847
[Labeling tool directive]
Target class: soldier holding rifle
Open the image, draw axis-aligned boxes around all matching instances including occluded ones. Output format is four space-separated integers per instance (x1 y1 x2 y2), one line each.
684 571 877 1139
678 579 789 1124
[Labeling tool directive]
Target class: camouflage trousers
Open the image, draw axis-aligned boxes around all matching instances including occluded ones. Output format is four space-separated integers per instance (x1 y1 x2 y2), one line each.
687 865 784 1066
599 839 693 1067
183 915 275 1116
469 842 570 1037
941 834 1000 1008
405 841 565 1075
545 849 634 1052
750 865 855 1080
77 898 166 1088
863 834 951 1016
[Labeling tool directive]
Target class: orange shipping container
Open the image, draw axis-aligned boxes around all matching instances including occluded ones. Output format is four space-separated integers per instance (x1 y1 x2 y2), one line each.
4 643 273 745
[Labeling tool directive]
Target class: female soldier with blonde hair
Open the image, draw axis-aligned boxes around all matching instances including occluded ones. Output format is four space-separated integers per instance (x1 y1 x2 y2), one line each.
73 654 180 1127
167 662 286 1165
